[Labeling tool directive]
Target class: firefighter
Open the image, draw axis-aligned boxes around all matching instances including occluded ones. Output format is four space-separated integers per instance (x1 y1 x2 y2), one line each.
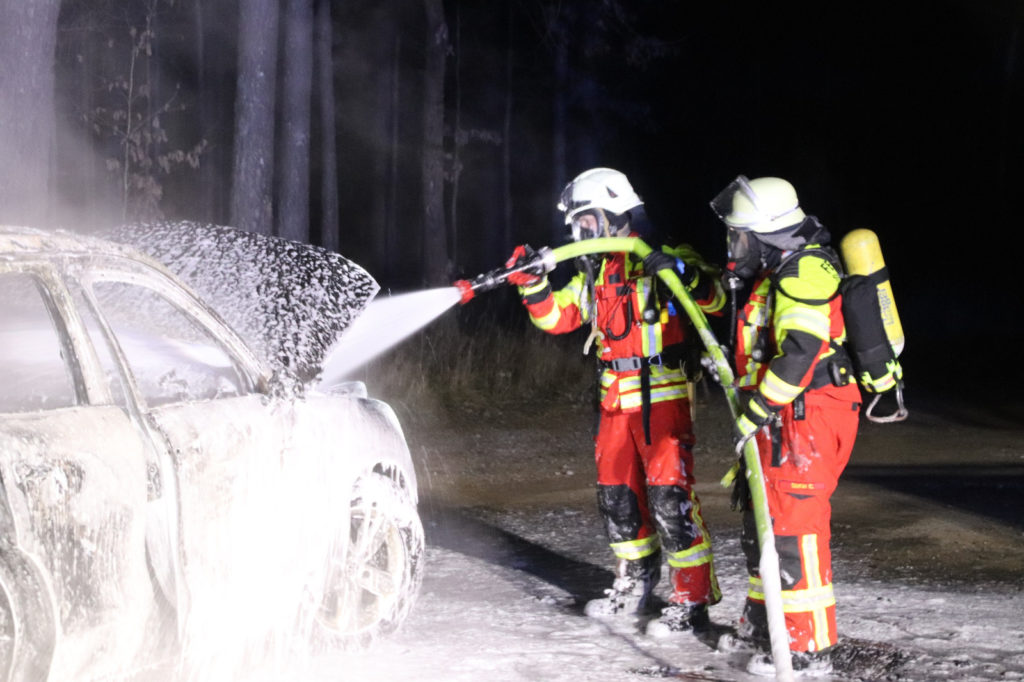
505 168 725 635
709 176 861 675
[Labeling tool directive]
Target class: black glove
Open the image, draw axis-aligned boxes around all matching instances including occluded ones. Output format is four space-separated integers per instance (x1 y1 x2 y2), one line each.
644 249 702 290
729 458 750 511
734 391 777 454
643 249 678 275
740 391 777 427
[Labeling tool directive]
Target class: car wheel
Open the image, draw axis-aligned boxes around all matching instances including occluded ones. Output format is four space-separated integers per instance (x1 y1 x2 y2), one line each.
0 549 56 682
314 471 424 647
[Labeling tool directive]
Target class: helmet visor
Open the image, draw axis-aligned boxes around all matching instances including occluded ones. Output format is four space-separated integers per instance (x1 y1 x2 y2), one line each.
711 175 804 230
558 182 591 224
710 175 757 228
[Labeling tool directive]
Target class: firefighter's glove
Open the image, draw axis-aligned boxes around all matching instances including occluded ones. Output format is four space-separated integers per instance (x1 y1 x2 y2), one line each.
505 244 545 287
645 249 698 290
729 459 750 511
643 249 683 276
734 391 775 455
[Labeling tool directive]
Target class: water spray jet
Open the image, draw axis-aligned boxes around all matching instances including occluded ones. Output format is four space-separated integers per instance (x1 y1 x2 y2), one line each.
319 287 464 382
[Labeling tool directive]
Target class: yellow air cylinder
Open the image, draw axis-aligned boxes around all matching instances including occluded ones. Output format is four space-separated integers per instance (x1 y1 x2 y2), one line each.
840 228 905 356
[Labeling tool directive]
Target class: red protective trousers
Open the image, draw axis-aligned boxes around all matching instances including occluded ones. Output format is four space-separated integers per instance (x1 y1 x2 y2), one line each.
595 398 720 605
740 384 860 652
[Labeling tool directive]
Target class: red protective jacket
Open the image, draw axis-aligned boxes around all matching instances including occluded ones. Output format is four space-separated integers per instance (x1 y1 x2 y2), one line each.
518 244 724 413
736 246 861 653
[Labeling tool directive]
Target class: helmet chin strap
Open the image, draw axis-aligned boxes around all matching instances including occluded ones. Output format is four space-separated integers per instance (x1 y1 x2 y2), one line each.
597 208 615 238
605 209 633 238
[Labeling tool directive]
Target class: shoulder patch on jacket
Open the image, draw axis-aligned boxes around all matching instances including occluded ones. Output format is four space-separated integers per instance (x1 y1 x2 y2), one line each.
775 250 841 304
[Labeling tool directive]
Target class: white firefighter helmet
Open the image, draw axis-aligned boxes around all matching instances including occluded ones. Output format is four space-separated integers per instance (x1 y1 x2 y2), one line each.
710 175 806 233
558 168 643 240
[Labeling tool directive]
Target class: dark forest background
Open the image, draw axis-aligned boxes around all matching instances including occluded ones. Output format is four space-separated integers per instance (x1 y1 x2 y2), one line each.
2 0 1023 391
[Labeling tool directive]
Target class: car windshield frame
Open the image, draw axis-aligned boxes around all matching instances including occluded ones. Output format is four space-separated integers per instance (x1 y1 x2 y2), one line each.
70 254 272 406
0 261 88 411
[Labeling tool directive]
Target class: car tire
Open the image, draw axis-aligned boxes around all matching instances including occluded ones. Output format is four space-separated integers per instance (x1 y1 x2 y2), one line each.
0 548 57 682
313 471 424 648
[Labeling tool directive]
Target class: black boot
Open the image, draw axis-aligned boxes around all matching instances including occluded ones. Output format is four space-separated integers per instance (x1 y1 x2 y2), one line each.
646 602 710 638
746 648 833 677
583 551 661 618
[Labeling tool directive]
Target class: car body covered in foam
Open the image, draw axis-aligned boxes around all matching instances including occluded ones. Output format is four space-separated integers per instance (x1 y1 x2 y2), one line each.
0 225 423 681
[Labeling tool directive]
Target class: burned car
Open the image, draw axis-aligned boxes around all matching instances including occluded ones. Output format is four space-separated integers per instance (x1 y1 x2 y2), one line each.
0 225 423 681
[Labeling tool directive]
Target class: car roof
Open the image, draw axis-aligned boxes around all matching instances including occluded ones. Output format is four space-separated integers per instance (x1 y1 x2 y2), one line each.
0 224 271 385
0 225 163 266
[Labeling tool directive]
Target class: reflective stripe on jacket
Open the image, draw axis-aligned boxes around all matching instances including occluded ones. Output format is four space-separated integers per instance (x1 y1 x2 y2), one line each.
520 243 724 413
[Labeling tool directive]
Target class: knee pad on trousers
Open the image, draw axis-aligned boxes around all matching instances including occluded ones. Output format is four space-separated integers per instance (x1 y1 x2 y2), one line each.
646 484 700 553
741 510 803 590
596 484 642 544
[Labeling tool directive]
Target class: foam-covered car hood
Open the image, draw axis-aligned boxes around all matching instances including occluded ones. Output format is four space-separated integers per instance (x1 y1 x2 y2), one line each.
107 222 378 390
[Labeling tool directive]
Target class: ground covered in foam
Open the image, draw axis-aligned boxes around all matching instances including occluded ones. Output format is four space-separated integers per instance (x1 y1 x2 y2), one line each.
318 383 1024 682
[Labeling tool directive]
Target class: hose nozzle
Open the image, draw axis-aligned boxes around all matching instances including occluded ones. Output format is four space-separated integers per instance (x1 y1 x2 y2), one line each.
452 246 556 305
453 278 477 304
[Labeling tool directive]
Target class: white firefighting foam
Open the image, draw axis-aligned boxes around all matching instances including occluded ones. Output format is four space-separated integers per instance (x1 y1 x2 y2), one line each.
163 397 401 682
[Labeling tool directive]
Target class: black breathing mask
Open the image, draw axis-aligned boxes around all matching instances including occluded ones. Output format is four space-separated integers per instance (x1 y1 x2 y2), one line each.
727 228 764 280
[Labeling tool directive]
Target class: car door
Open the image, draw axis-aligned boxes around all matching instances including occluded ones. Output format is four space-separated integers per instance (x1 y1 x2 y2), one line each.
0 264 155 681
77 263 303 647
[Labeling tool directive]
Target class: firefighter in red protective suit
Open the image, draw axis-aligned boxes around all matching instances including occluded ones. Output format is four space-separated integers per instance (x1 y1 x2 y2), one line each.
709 176 861 676
505 168 725 636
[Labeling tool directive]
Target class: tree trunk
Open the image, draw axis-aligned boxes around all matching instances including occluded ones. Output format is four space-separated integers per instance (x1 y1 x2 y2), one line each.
421 0 449 285
551 28 569 244
386 32 402 280
194 0 213 221
231 0 279 235
315 0 339 252
0 0 61 227
277 0 314 243
501 3 514 255
366 12 401 282
448 4 462 268
195 0 233 224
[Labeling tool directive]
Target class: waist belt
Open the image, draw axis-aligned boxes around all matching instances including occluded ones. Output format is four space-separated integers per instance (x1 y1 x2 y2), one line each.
600 344 686 445
600 345 686 372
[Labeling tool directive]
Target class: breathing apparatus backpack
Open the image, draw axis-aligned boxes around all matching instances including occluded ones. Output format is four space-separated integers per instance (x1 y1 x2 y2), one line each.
770 229 907 423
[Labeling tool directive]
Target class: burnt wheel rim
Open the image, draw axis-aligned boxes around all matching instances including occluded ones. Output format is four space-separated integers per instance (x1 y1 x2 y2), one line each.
317 494 407 635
